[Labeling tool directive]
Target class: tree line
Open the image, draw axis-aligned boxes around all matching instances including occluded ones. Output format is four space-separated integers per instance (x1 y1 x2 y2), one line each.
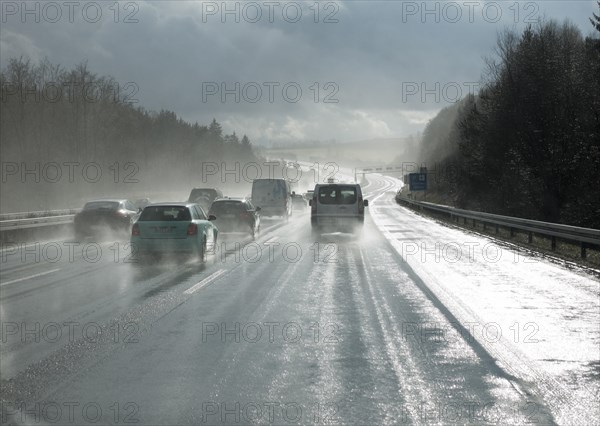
416 12 600 228
0 58 259 211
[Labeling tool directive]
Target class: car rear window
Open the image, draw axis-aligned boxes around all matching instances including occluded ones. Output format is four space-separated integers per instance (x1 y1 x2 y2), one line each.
192 205 208 220
139 206 191 221
318 186 357 205
189 189 217 201
210 201 245 214
252 179 287 198
83 201 119 210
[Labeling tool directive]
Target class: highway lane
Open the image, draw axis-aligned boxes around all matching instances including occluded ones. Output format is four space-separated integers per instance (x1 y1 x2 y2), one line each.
0 175 591 425
0 218 291 380
368 175 600 426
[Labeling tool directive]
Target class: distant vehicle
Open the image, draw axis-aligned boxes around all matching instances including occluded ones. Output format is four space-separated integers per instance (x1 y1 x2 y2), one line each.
187 188 223 211
291 191 306 211
208 198 261 239
303 190 314 201
251 179 292 219
131 202 217 263
309 183 368 236
133 198 151 210
395 189 403 203
74 199 140 240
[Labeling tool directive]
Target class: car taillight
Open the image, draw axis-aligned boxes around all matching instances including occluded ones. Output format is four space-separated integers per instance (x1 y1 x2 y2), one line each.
187 223 198 236
132 224 140 236
311 197 317 213
358 196 364 214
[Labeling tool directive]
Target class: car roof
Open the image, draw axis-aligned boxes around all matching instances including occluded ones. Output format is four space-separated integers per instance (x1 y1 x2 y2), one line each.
144 202 196 207
315 183 360 187
213 197 247 203
85 198 128 203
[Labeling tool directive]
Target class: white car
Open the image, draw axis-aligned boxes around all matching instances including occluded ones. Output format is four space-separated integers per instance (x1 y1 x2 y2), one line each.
251 178 293 220
309 183 368 236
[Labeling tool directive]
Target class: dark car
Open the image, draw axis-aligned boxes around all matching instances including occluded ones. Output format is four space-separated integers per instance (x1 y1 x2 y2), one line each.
74 199 140 240
187 188 223 203
208 198 261 239
187 188 223 212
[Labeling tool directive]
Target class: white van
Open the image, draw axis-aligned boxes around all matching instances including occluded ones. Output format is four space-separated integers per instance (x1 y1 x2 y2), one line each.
251 179 292 219
309 183 368 234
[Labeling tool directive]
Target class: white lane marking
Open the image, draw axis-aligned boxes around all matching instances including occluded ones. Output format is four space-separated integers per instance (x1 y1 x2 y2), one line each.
1 262 46 275
0 240 72 255
0 268 61 287
0 242 38 255
184 269 227 295
264 236 279 244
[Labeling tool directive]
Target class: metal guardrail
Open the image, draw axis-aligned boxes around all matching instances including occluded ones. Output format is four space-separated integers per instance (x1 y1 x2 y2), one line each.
0 190 188 234
396 196 600 259
0 215 75 231
0 192 180 231
0 209 81 221
0 209 80 232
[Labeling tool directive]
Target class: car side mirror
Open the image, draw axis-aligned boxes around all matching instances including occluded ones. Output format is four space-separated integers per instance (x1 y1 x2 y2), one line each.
138 207 143 213
363 200 369 207
208 215 217 221
308 200 312 206
255 206 261 212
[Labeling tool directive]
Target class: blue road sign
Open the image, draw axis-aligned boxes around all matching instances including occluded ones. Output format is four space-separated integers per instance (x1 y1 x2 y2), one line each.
408 173 427 191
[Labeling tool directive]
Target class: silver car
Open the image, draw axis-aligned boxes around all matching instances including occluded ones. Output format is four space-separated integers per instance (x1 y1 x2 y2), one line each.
309 183 368 235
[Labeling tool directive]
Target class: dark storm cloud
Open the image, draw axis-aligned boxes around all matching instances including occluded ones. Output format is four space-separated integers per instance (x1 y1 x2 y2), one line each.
1 1 596 143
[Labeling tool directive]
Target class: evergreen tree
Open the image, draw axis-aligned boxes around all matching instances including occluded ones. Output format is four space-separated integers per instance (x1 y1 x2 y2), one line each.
591 1 600 33
0 59 260 212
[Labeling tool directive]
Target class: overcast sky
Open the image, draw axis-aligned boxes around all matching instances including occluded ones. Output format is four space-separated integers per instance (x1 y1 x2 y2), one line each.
1 1 596 145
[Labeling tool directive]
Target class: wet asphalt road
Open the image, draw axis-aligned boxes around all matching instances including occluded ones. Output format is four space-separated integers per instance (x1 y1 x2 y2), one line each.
1 175 592 425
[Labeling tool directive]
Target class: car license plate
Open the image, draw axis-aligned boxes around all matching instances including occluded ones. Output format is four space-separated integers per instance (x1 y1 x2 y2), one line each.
152 226 174 233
